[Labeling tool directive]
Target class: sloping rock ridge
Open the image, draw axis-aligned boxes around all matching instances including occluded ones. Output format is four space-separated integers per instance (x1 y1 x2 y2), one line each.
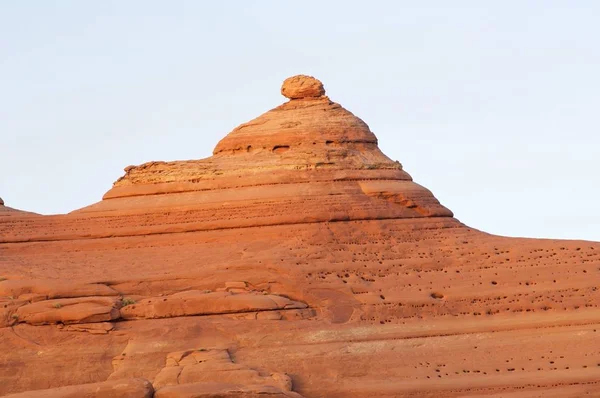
1 75 599 397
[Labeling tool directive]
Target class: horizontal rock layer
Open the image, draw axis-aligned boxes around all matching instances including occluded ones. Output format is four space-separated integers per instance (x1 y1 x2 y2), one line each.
2 378 154 398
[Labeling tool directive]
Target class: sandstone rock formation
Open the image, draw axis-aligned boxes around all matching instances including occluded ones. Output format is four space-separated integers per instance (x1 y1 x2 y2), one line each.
2 378 154 398
1 75 599 397
0 197 37 218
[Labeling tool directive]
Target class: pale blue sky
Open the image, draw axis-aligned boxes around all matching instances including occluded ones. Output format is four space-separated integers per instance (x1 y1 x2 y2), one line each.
1 2 599 241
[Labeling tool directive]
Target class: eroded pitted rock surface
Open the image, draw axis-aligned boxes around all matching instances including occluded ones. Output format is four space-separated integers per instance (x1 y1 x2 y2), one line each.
1 76 599 397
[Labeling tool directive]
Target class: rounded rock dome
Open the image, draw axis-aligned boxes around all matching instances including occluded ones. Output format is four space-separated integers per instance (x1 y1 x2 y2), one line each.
281 75 325 99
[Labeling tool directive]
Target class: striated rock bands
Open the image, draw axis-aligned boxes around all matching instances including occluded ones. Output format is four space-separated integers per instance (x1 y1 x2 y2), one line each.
1 75 599 397
120 290 307 320
1 378 154 398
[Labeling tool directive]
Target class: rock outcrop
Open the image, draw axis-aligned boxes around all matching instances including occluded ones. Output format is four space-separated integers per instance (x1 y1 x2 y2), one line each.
119 290 309 320
0 197 37 218
2 378 154 398
281 74 325 99
151 348 303 397
0 75 599 397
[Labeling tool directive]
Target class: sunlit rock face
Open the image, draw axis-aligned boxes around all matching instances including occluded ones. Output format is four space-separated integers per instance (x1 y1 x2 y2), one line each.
1 76 599 398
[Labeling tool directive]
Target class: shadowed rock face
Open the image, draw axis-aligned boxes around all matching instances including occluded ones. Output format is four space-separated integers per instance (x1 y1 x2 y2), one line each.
0 75 599 398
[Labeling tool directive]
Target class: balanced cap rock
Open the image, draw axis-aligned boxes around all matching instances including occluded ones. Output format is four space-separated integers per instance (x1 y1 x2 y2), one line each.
281 74 325 99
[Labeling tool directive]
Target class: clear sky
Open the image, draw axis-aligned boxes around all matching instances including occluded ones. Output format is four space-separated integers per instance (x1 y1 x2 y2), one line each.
1 2 599 242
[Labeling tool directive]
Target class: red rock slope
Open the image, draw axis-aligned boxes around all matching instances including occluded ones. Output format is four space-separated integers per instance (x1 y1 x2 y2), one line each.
1 76 599 398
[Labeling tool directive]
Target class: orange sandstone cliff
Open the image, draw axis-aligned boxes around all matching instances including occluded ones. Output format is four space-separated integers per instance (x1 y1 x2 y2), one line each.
1 76 599 397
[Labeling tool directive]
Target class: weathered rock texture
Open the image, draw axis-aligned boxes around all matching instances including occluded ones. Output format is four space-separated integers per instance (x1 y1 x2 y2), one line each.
1 75 599 397
2 378 154 398
0 197 37 218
